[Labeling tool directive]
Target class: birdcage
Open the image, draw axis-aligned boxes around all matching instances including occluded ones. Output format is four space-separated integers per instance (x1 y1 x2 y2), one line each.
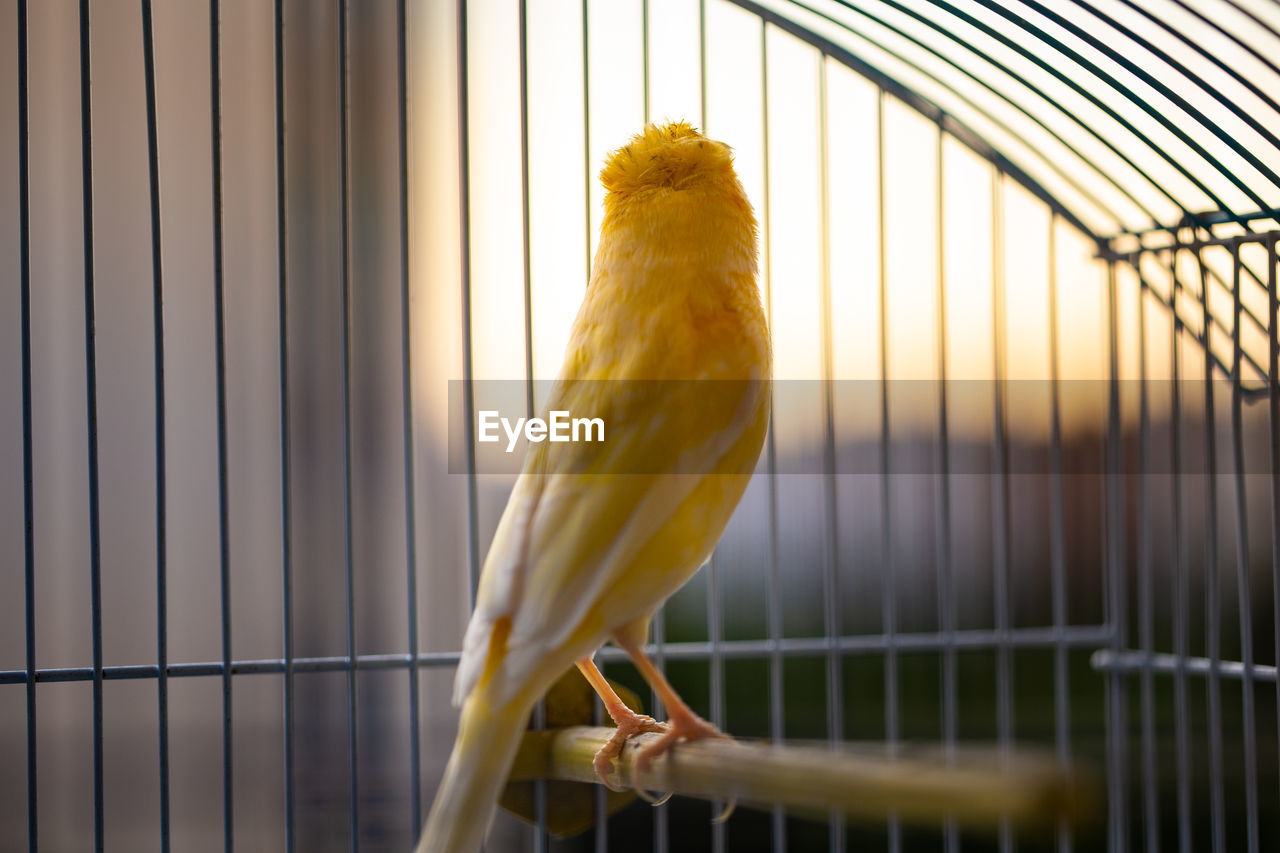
3 1 1279 851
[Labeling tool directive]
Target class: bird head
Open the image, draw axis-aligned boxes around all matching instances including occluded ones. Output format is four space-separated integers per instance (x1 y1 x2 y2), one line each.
600 121 737 197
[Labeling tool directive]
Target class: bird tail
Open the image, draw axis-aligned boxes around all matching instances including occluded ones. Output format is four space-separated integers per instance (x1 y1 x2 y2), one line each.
415 684 534 853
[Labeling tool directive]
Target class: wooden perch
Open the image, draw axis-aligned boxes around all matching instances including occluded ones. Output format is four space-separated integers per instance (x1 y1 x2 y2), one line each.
507 726 1091 833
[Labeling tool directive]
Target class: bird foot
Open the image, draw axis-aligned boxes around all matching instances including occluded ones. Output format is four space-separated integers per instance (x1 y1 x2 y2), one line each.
630 711 729 796
593 708 667 792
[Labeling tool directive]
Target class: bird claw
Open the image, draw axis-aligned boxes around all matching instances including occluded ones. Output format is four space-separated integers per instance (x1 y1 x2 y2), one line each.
634 783 674 806
592 711 667 791
594 705 734 818
626 711 730 809
711 798 737 823
629 743 675 805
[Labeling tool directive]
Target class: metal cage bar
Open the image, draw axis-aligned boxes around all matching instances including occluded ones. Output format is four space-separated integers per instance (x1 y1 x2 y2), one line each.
758 18 787 853
17 2 36 849
933 121 960 853
1104 253 1126 853
816 51 846 853
1047 214 1073 853
991 169 1015 853
272 1 297 847
0 625 1123 688
75 1 106 848
1271 233 1280 834
514 2 550 851
875 81 902 853
395 0 422 835
140 1 173 848
1136 251 1158 852
456 0 480 612
1170 236 1194 853
1229 238 1261 853
1197 246 1227 853
337 2 361 847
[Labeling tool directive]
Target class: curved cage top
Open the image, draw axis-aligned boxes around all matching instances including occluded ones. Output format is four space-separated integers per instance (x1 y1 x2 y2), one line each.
744 0 1280 241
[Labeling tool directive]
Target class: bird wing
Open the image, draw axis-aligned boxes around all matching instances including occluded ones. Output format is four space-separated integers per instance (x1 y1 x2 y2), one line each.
454 371 767 706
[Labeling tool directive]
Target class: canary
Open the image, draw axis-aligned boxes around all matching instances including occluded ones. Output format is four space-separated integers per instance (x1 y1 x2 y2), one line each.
416 121 771 852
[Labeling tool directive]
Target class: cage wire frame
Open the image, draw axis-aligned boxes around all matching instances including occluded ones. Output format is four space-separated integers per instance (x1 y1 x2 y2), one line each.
4 0 1280 851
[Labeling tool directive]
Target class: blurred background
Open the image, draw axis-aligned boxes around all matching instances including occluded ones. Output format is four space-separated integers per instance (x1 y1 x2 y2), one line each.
2 0 1279 851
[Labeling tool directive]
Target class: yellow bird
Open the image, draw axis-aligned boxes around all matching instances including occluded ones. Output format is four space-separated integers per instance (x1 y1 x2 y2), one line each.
417 121 772 852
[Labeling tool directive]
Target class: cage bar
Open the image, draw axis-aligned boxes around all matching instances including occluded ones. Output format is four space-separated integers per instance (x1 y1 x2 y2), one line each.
140 1 173 848
874 84 901 853
816 50 845 853
394 0 421 834
1271 234 1280 832
1047 215 1072 853
1229 240 1261 853
514 2 549 850
1092 652 1278 682
701 10 730 852
0 625 1125 689
76 0 106 848
1104 254 1126 853
272 1 297 847
1135 251 1158 853
993 169 1016 853
17 2 36 850
759 19 786 853
337 2 360 847
1196 246 1227 853
456 0 479 608
933 121 959 853
1171 236 1197 853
